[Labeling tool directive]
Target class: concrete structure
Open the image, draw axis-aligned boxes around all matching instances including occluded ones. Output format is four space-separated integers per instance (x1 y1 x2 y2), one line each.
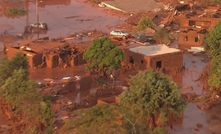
178 29 207 47
123 44 183 72
101 0 163 13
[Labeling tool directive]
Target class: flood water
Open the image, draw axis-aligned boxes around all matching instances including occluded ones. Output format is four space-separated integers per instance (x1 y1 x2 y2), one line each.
0 0 127 48
1 0 221 133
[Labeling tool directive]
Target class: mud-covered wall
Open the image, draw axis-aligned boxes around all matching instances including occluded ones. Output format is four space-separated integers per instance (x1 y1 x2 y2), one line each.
70 53 86 67
123 49 183 72
149 52 183 72
5 46 42 69
179 31 204 47
45 54 58 69
123 49 151 70
178 17 220 29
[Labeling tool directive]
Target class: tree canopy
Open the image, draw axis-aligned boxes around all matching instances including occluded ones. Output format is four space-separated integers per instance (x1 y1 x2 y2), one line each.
61 104 123 134
137 17 155 31
83 37 124 75
61 70 185 134
0 52 29 85
0 53 54 134
154 28 171 44
204 21 221 91
119 70 186 128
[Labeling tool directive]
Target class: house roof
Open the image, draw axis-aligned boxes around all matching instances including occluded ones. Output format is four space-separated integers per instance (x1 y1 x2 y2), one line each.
19 41 66 53
129 44 181 56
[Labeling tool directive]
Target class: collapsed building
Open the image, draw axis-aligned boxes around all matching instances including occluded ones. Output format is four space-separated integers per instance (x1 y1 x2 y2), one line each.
4 40 86 69
179 28 207 47
175 6 221 47
123 44 183 72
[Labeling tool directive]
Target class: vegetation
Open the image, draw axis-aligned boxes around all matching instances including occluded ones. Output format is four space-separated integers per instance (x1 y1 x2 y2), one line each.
0 53 54 134
154 28 171 44
204 21 221 91
137 17 155 31
83 37 124 76
61 104 123 134
0 53 29 85
119 70 186 128
6 8 26 15
62 70 185 134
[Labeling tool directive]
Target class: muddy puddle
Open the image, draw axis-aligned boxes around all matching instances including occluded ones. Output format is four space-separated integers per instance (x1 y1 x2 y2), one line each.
0 0 127 40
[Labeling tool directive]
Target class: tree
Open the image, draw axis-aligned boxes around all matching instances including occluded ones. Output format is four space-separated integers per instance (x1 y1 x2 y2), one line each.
154 28 171 44
83 37 124 76
0 68 54 134
204 21 221 91
61 103 123 134
61 103 168 134
0 53 54 134
118 70 186 128
137 17 155 31
0 52 29 85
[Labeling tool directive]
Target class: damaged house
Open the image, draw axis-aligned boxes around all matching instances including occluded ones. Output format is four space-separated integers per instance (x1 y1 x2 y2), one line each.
4 40 86 69
178 29 207 47
123 44 183 72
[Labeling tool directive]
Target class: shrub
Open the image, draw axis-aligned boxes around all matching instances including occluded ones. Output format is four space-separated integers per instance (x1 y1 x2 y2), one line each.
137 17 155 31
6 8 26 15
154 28 171 44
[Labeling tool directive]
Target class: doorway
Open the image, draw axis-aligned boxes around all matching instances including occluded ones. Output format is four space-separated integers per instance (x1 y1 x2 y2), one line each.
156 61 162 68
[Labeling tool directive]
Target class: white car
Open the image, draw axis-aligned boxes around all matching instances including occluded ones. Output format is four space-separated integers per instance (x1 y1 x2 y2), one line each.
110 30 130 38
30 22 48 30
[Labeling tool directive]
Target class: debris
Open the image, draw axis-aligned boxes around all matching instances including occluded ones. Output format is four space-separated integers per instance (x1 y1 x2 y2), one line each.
196 123 203 128
187 47 205 54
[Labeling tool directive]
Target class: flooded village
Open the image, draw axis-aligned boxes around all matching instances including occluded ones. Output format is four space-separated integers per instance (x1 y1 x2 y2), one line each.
0 0 221 134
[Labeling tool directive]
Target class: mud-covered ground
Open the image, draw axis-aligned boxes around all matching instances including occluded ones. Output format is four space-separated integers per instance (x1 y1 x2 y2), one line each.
0 0 221 133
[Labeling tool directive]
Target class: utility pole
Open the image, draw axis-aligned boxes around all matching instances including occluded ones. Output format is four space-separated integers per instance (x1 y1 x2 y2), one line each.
36 0 39 39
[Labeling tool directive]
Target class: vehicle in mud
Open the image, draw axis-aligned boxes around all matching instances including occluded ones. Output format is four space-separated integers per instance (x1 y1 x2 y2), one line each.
110 30 130 39
30 22 48 30
136 34 153 43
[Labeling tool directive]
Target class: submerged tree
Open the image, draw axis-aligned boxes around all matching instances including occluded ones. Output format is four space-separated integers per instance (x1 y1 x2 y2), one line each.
119 70 186 128
83 37 124 76
204 21 221 91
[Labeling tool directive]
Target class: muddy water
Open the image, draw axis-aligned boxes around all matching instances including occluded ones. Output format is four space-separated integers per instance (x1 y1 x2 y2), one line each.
170 52 221 134
0 0 127 40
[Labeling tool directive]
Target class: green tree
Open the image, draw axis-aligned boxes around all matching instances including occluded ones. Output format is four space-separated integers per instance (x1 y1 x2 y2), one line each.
61 103 167 134
61 103 123 134
0 69 54 134
83 37 124 76
154 28 171 44
137 17 155 31
204 21 221 91
119 70 186 128
0 52 29 85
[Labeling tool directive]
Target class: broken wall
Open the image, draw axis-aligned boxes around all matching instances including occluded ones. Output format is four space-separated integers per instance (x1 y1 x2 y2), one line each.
70 53 86 67
178 31 204 47
45 53 59 68
177 16 220 29
5 46 42 69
